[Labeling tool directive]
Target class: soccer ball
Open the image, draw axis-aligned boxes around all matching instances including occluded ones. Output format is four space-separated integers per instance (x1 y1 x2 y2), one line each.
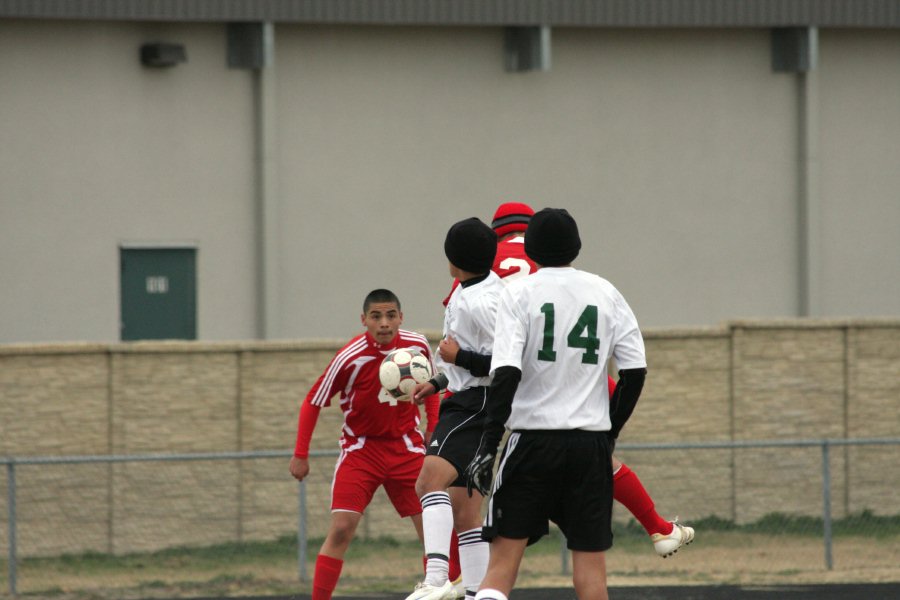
378 347 433 402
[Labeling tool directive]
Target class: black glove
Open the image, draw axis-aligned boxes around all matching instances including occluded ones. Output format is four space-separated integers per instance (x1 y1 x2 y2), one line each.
465 450 496 497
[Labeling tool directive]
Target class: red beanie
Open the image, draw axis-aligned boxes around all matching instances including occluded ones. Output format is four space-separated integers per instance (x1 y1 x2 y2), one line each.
491 202 535 237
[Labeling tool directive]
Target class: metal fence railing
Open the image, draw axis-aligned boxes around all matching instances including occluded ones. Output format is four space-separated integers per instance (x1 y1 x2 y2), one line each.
617 437 900 569
3 437 899 596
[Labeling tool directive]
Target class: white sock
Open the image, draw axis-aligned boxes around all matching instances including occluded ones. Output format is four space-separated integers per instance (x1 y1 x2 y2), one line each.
421 491 453 585
458 527 489 595
474 589 508 600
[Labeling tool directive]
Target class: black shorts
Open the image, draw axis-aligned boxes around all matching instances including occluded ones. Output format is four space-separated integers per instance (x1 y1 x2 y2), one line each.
426 387 488 487
482 429 614 552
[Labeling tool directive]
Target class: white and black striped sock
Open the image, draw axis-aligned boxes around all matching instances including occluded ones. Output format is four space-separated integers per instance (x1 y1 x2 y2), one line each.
420 491 453 586
458 526 489 597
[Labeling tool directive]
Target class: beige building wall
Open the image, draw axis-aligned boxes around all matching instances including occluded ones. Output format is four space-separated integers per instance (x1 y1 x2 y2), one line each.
2 22 899 344
276 25 801 338
0 19 258 343
818 30 900 317
1 319 898 556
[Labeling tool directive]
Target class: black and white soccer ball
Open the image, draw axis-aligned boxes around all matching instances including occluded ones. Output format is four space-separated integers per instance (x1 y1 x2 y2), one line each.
378 347 433 402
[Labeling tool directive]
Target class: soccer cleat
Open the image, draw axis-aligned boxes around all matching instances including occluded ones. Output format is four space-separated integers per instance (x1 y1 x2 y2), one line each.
450 575 465 598
403 579 456 600
651 518 695 558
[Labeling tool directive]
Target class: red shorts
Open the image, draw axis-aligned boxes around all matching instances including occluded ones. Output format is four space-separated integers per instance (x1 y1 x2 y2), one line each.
331 432 425 517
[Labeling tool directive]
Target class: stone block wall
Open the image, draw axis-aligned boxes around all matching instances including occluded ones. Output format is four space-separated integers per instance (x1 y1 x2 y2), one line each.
613 329 733 525
1 320 898 556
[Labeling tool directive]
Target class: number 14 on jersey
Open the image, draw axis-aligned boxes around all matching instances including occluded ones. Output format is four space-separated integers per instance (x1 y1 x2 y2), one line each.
538 303 600 365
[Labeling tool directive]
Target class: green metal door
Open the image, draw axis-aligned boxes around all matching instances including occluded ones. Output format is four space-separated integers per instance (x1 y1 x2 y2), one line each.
120 248 197 341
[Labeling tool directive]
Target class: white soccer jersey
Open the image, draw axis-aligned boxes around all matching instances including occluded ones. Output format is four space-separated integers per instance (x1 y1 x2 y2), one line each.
437 271 505 392
491 266 646 431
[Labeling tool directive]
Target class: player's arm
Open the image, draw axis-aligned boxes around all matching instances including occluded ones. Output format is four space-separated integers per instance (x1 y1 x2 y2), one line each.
423 398 438 447
289 357 346 481
411 365 444 443
608 367 646 440
452 348 491 377
413 371 448 403
482 365 519 448
422 385 441 436
608 289 647 440
290 400 321 481
439 335 492 377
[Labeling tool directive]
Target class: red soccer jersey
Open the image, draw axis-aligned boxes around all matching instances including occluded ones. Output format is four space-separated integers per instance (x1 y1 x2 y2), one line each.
294 329 438 456
442 235 539 305
492 236 537 282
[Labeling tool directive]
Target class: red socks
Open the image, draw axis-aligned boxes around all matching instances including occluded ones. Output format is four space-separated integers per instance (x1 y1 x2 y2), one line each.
449 528 461 581
312 554 343 600
613 464 673 536
313 531 459 599
315 531 460 599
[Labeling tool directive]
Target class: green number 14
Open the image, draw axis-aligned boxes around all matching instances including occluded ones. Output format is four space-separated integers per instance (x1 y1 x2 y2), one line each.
538 303 600 365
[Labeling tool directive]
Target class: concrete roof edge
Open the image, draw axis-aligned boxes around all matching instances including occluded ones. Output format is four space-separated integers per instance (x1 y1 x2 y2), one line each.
2 0 899 28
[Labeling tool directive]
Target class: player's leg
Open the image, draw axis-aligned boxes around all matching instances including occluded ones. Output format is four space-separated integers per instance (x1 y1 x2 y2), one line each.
448 530 462 589
478 431 553 598
412 456 460 594
318 510 362 557
312 444 380 600
611 455 671 535
553 429 613 600
449 486 488 599
313 511 362 600
571 550 608 600
383 439 457 600
611 455 694 557
405 403 484 600
473 536 527 599
410 510 462 595
434 396 491 597
410 510 425 541
319 511 362 560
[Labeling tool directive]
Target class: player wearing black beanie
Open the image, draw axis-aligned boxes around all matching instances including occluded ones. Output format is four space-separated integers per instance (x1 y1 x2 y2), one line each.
406 216 502 600
444 217 497 274
524 207 581 267
466 206 649 600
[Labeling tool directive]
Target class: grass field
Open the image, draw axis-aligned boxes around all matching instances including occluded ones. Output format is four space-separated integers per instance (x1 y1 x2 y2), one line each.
3 514 899 600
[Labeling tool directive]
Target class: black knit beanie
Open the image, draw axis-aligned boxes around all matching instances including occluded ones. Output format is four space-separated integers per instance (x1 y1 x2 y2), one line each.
524 208 581 266
444 217 498 274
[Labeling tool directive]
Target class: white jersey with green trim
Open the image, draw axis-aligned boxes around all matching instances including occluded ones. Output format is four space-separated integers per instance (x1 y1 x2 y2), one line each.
491 266 646 431
437 270 505 393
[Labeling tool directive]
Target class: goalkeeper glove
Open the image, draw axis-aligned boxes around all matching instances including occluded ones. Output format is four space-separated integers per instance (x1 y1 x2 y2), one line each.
465 448 496 497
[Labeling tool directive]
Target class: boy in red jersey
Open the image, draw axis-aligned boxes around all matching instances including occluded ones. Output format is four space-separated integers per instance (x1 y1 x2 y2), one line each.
289 289 446 600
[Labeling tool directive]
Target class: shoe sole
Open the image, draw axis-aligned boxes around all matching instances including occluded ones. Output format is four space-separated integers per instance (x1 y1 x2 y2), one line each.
660 539 692 557
656 524 694 558
658 534 694 558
